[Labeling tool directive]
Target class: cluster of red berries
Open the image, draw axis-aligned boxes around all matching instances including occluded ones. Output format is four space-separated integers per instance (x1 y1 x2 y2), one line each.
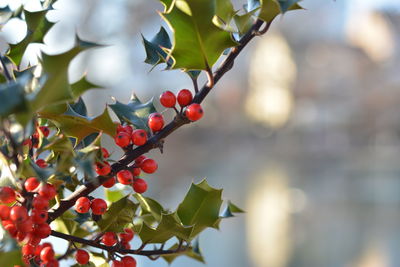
101 228 136 266
160 89 204 121
74 196 107 215
95 143 157 194
22 125 50 168
0 180 58 266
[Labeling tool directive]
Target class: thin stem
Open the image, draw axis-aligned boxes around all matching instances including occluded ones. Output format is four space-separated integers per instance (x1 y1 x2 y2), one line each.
0 56 12 82
191 76 199 94
50 231 188 256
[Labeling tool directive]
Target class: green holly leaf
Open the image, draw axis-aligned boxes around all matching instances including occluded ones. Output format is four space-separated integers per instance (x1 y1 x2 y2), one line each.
109 94 156 131
213 0 236 30
0 73 29 118
159 0 174 12
97 196 138 233
0 250 24 266
53 211 90 238
105 189 124 202
142 27 172 67
256 0 303 22
133 193 164 223
138 212 193 243
8 9 55 65
234 9 259 35
278 0 302 12
40 104 117 145
160 0 237 70
162 238 204 264
177 179 223 238
71 75 104 99
220 201 245 218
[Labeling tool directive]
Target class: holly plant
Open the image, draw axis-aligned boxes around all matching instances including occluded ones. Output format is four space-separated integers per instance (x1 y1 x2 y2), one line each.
0 0 302 266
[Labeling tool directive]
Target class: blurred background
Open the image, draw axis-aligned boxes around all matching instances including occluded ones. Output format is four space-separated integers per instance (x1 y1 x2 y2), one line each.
2 0 400 266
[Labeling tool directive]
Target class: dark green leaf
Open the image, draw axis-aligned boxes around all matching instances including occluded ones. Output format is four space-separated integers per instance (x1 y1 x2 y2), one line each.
97 196 138 232
177 179 223 239
161 0 237 70
162 238 204 264
0 250 24 266
0 74 28 118
109 94 156 131
105 189 124 202
133 194 164 222
142 27 172 67
71 75 104 99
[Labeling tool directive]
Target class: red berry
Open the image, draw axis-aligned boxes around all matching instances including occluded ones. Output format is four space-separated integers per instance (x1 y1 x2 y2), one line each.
133 178 147 194
0 186 16 204
4 223 17 238
134 155 147 166
24 177 40 192
185 103 203 121
35 243 51 257
95 161 111 176
131 129 147 146
102 148 110 158
22 244 35 256
75 249 90 265
10 206 28 223
111 260 124 267
40 246 55 262
160 90 176 108
38 183 57 200
91 198 107 215
33 223 51 238
32 195 49 210
117 125 133 134
121 256 137 267
102 177 116 188
75 197 91 214
131 167 141 177
31 209 48 224
114 131 131 147
27 234 42 246
23 138 32 147
16 218 33 233
0 205 11 220
177 89 193 107
36 159 48 168
117 170 133 185
121 241 131 250
140 158 158 174
102 232 117 246
39 126 50 137
119 228 134 242
16 231 27 242
148 113 164 132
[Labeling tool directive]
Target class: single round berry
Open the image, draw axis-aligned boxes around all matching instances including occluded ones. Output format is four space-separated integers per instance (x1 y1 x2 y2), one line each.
134 155 147 166
24 177 40 192
10 206 28 223
75 249 90 265
140 158 158 174
16 231 27 242
0 205 10 220
131 129 147 146
131 167 141 177
114 131 131 147
121 241 131 250
91 198 107 215
117 170 134 185
95 161 111 176
102 177 116 188
33 223 51 238
39 126 50 137
4 223 17 238
0 186 16 204
185 103 204 121
16 218 33 233
111 260 124 267
32 195 49 210
117 125 133 134
133 178 147 194
36 159 48 168
119 228 134 243
148 113 164 132
31 209 48 224
177 89 193 107
121 256 137 267
40 246 55 262
102 147 110 158
75 197 91 214
22 244 35 256
102 232 117 246
38 183 57 200
160 90 176 108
